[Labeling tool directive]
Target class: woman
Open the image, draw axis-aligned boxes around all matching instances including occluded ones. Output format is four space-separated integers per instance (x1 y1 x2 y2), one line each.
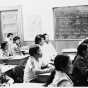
72 43 88 86
24 44 54 83
44 55 73 87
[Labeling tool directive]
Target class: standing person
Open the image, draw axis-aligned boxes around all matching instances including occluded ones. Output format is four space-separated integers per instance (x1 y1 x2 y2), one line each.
5 33 13 56
72 43 88 86
44 55 73 87
24 44 54 83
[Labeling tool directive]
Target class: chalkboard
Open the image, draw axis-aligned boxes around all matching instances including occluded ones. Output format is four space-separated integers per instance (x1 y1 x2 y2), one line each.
53 5 88 39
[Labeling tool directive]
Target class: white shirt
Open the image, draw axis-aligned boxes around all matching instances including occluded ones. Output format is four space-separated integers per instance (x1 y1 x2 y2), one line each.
40 42 57 66
24 56 42 82
6 38 13 56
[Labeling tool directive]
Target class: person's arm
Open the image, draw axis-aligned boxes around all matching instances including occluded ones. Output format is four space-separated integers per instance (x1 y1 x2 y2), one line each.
33 63 55 74
33 67 54 74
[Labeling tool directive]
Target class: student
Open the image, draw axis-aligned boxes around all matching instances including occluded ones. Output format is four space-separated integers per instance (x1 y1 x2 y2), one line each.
6 33 13 56
6 33 13 43
41 33 57 65
11 36 23 56
34 34 48 66
0 42 13 59
72 43 88 86
44 55 73 87
24 44 54 83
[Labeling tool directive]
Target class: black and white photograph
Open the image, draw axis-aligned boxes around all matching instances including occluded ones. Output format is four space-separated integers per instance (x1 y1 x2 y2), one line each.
0 0 88 87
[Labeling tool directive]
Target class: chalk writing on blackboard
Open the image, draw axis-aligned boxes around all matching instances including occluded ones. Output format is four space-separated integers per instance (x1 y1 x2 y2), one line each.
53 6 88 39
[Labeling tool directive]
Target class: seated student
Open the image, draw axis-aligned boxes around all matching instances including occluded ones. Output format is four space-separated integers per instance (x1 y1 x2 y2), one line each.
24 44 54 83
11 36 23 56
34 34 54 67
42 33 57 62
5 33 13 56
0 42 13 59
72 43 88 86
44 55 73 87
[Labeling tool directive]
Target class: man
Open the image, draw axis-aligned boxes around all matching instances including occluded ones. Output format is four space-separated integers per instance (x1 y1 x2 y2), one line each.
24 44 54 83
42 33 57 64
5 33 13 56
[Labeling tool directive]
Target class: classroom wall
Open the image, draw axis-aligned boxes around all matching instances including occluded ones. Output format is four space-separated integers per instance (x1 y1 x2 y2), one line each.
0 0 87 52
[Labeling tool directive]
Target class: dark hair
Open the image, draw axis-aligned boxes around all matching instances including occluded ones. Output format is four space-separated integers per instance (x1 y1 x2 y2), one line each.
54 55 70 72
1 42 8 50
44 55 70 86
83 39 88 44
35 34 43 44
77 43 88 56
7 33 13 38
29 44 40 57
13 36 20 43
42 33 48 40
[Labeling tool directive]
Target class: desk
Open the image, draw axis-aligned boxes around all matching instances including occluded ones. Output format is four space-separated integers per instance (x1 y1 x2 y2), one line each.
0 55 29 65
0 83 45 88
38 73 51 83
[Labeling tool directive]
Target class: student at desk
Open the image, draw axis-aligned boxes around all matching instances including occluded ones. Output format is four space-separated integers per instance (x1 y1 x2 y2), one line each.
11 36 23 56
24 44 54 83
44 55 73 87
34 34 54 68
5 33 13 56
0 42 13 59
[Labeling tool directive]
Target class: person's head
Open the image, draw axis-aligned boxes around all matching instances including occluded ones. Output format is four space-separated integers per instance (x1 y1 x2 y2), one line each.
7 33 13 40
54 55 72 74
43 33 49 43
82 39 88 44
35 34 44 46
29 44 42 59
1 42 8 50
77 43 88 57
13 36 20 44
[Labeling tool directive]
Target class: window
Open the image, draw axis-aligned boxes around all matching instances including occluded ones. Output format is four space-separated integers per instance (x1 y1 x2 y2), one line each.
53 5 88 39
0 6 23 42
